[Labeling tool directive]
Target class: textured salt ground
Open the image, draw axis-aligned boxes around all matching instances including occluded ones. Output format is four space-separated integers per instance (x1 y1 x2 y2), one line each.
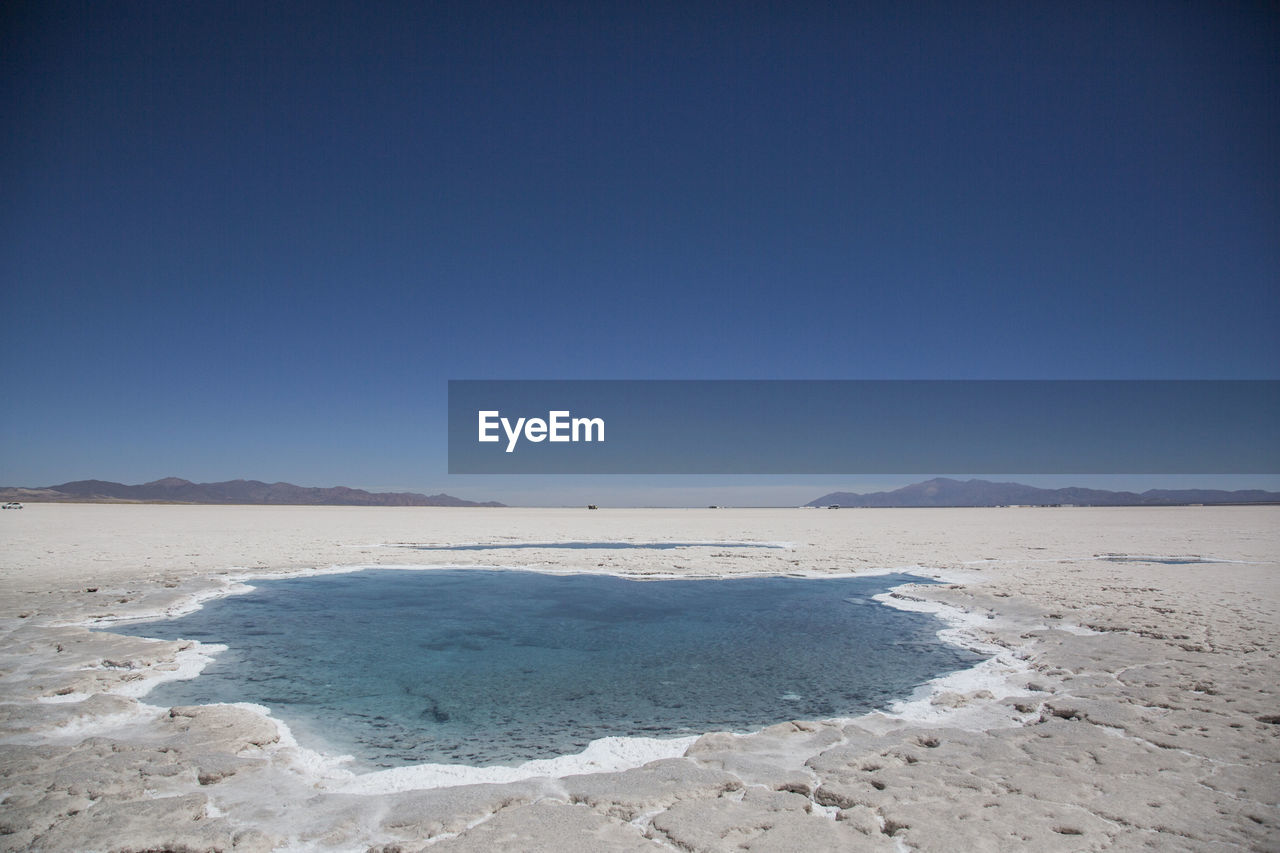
0 505 1277 852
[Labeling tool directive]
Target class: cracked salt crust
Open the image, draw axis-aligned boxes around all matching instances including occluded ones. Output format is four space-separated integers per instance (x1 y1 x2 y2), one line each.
1 504 1276 852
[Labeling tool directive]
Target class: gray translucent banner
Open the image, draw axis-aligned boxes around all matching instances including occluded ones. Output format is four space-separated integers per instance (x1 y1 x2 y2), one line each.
447 380 1279 474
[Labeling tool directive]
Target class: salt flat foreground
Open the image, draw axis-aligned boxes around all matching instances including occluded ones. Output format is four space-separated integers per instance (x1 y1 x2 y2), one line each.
0 504 1276 851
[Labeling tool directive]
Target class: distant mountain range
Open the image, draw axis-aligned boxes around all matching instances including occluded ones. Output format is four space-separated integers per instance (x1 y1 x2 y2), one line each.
0 478 505 507
807 478 1280 508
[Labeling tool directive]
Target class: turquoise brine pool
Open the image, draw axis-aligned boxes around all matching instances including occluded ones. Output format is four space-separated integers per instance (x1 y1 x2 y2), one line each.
116 569 981 768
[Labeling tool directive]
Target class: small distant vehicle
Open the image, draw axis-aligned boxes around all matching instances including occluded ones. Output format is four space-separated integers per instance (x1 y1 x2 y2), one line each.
587 504 598 510
2 502 22 510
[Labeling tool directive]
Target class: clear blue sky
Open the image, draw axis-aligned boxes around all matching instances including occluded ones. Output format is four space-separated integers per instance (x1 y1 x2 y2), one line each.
2 2 1277 504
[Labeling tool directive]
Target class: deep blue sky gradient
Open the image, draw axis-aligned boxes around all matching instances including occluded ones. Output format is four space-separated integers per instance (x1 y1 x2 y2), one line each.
3 2 1277 503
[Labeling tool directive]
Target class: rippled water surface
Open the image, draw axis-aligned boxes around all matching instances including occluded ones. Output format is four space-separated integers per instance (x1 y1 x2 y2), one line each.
117 570 982 768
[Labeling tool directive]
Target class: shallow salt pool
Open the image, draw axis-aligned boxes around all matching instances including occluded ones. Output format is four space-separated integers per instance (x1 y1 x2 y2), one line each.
393 541 785 551
114 569 982 769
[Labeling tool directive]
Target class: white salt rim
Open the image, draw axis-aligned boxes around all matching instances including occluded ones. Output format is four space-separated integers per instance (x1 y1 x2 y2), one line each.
59 559 1051 793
